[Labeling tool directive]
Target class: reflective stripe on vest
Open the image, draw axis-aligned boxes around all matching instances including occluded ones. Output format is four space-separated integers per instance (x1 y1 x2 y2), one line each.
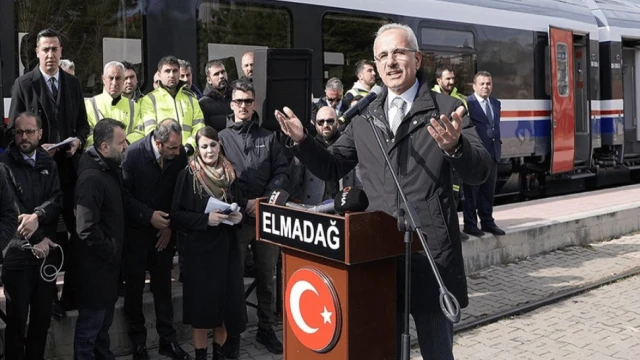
128 99 135 133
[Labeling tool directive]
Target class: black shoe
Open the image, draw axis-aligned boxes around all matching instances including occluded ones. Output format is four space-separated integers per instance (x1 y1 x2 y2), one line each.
52 300 67 319
256 328 283 355
222 336 240 359
459 231 470 241
133 344 150 360
158 342 193 360
463 227 484 237
212 343 225 360
482 225 506 236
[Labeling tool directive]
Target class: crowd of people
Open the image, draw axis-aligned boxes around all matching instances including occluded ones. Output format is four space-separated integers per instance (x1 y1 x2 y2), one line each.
0 22 505 360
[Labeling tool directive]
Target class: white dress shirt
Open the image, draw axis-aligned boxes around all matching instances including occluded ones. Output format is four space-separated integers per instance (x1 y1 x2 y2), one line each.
386 79 419 129
473 92 494 120
40 67 60 95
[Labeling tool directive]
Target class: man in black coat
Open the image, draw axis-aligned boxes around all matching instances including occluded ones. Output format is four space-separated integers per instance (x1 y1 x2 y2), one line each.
310 77 350 122
220 80 289 358
276 24 492 360
121 119 190 360
6 28 91 317
73 118 128 359
0 111 63 360
199 60 232 132
0 166 18 257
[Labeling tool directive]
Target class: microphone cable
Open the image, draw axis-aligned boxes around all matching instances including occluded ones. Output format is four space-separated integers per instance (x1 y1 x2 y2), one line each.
21 242 64 283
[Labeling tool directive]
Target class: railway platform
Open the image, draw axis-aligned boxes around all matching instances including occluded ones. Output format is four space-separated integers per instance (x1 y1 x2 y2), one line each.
10 185 640 358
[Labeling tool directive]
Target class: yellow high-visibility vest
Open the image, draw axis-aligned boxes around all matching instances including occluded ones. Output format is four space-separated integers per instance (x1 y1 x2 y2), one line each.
139 84 204 149
85 90 144 148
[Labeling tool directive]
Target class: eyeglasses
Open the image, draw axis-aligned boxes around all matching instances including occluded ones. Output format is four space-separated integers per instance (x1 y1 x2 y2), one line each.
374 47 418 63
16 129 38 136
316 119 336 126
326 97 342 102
232 99 255 106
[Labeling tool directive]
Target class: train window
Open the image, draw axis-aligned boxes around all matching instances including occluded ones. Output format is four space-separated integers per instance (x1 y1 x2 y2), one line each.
555 43 570 97
322 13 389 88
15 0 144 95
197 1 292 86
421 52 476 96
421 28 475 49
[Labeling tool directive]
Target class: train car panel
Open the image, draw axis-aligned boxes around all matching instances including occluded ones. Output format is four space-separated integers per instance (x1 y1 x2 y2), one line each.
550 26 576 174
499 100 550 158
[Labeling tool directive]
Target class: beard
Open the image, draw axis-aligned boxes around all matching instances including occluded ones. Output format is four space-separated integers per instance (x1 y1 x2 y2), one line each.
216 79 228 92
106 147 125 165
19 140 37 154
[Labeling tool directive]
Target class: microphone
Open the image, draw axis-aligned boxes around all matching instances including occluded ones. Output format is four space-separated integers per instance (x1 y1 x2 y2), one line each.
220 203 240 214
338 87 383 125
267 187 369 215
267 189 307 210
333 186 369 215
184 143 195 156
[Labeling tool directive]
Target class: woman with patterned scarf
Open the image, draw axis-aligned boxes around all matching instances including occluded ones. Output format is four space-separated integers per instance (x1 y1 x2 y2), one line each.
171 126 247 360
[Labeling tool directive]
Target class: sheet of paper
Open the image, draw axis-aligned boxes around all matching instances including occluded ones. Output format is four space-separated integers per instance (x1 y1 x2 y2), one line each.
204 197 234 225
45 137 78 151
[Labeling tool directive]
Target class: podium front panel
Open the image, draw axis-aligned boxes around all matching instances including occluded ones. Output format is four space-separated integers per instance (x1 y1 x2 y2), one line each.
258 203 346 262
281 249 397 360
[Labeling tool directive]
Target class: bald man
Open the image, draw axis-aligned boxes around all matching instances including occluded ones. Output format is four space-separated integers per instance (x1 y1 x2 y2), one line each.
289 106 360 205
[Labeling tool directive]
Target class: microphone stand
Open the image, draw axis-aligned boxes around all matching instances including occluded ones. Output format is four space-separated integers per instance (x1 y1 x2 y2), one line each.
364 114 461 360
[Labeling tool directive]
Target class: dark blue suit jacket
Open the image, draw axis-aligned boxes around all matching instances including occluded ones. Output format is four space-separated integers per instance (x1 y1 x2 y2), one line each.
467 94 501 162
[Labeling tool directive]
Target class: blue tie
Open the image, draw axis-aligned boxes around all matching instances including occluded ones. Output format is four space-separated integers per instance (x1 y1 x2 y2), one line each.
483 99 493 123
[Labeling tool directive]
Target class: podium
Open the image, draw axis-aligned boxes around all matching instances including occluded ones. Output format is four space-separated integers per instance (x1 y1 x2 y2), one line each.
256 200 420 359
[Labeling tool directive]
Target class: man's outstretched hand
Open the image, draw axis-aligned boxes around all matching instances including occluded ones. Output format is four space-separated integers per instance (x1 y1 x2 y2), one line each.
275 107 306 143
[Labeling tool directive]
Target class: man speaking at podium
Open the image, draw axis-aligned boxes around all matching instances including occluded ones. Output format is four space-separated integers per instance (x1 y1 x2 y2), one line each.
276 23 492 359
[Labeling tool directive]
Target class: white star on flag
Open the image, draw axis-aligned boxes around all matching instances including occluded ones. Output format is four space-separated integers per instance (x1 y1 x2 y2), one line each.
321 306 332 324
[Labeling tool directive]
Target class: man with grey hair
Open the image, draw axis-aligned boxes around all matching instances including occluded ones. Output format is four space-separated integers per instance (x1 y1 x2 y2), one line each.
85 61 144 148
121 118 190 360
276 22 492 359
178 59 203 99
59 59 75 75
311 77 350 123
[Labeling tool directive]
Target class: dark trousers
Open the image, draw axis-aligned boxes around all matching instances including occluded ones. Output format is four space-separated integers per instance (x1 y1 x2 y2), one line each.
124 229 177 346
59 180 78 308
2 266 57 360
236 224 279 331
74 307 115 360
395 257 454 360
462 162 498 229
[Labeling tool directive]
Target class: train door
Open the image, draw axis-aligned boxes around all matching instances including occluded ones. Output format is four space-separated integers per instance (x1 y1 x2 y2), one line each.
573 36 591 168
549 26 575 174
623 47 639 155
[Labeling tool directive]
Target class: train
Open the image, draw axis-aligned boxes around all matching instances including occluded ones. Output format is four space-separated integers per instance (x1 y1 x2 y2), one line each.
1 0 639 199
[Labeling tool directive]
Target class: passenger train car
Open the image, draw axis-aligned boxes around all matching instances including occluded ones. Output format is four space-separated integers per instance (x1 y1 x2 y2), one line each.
1 0 639 198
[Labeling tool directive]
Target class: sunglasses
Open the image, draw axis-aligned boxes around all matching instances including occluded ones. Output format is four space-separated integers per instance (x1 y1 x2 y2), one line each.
316 119 336 126
326 97 342 102
232 99 255 106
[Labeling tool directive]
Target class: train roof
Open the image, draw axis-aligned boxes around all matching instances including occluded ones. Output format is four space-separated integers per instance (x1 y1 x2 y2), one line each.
587 0 640 40
280 0 600 36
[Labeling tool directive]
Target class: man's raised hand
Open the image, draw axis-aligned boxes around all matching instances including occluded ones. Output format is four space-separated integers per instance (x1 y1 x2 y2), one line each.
275 107 305 143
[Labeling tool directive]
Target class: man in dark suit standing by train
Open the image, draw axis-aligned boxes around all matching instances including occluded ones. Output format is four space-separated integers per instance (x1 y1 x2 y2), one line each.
5 28 91 317
463 71 505 237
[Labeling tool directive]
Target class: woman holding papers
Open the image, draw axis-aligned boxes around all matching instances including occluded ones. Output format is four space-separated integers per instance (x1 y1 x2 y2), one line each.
171 126 246 360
